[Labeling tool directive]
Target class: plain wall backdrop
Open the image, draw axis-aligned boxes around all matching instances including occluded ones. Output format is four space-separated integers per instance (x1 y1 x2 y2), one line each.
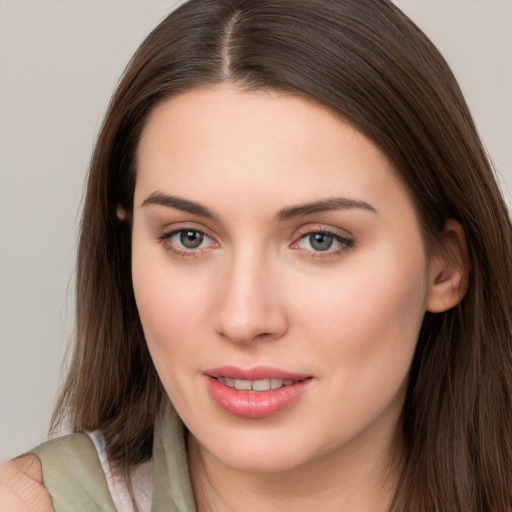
1 0 511 461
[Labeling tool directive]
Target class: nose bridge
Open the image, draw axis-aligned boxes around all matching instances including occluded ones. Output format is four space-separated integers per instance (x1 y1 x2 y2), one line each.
215 244 287 343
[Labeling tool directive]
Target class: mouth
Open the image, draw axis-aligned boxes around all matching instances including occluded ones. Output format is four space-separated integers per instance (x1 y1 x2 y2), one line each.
215 377 299 392
205 366 313 418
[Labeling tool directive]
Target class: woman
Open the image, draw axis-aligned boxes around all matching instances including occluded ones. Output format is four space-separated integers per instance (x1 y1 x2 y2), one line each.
2 0 511 510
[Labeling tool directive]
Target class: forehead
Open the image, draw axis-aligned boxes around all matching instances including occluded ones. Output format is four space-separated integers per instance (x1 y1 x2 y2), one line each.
135 85 412 218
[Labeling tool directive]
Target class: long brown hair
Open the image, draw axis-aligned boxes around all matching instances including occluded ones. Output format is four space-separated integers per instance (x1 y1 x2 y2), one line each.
52 1 512 509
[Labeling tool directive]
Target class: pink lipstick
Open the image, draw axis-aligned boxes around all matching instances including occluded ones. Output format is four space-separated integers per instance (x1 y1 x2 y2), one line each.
205 366 313 418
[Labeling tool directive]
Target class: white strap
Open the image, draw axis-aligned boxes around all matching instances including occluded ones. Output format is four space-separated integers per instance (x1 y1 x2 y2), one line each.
85 431 153 512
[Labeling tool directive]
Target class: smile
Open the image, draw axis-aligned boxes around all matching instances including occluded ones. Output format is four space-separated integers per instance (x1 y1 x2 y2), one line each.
205 367 313 418
216 377 297 391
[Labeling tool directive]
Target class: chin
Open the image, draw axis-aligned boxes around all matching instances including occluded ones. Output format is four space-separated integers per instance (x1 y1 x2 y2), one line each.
189 424 324 474
214 446 312 474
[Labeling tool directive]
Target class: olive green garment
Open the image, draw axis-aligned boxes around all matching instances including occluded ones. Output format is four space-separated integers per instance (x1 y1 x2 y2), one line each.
30 404 197 512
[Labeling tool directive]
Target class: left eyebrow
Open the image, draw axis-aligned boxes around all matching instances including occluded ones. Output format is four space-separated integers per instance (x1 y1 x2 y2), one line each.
275 197 378 222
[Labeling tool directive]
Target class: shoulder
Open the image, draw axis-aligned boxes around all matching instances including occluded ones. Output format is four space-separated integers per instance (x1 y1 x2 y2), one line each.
0 455 53 512
30 433 117 511
2 433 117 512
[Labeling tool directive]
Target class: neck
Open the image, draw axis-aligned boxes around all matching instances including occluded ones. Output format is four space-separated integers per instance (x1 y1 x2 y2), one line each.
187 431 401 512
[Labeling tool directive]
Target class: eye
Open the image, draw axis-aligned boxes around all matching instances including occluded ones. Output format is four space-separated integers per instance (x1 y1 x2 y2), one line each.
303 232 336 251
176 229 207 249
158 228 217 256
293 229 354 256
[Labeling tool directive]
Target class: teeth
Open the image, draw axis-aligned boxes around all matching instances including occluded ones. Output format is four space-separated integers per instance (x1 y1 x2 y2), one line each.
252 379 271 391
216 377 296 391
234 379 252 390
271 378 284 389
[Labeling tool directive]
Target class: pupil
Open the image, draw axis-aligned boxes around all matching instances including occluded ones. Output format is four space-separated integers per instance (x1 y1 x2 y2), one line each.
310 233 333 251
180 230 203 249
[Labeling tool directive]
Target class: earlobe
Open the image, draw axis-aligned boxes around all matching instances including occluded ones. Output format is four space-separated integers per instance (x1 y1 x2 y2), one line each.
116 204 127 221
426 219 470 313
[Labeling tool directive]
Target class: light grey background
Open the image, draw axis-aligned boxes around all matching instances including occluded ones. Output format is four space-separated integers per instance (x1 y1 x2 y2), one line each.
1 1 511 461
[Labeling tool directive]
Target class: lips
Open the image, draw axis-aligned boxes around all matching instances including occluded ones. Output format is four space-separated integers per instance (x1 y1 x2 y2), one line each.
205 366 313 418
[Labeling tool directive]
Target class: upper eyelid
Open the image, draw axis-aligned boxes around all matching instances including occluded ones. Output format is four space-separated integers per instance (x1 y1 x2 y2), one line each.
294 223 353 239
159 224 216 240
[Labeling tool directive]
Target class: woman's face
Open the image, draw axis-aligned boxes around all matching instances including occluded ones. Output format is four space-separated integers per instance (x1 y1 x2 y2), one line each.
132 85 433 473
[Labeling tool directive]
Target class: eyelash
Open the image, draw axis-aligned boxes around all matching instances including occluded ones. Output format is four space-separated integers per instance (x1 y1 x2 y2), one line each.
157 226 355 260
157 228 217 259
292 227 355 259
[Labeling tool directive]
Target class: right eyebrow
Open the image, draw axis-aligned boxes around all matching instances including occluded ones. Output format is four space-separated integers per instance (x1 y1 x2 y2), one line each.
140 192 219 220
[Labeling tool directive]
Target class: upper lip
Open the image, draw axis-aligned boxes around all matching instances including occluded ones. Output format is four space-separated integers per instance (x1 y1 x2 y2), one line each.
204 365 310 381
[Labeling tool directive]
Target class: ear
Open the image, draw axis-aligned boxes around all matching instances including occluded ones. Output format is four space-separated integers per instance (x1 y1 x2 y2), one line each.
426 219 470 313
116 204 127 221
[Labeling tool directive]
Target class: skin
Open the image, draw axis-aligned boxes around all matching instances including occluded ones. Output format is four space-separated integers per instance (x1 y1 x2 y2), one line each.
0 456 52 511
131 85 467 511
1 85 467 511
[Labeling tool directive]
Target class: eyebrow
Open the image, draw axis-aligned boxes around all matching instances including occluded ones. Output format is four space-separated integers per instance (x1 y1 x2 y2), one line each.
141 192 377 221
141 192 219 220
275 197 378 221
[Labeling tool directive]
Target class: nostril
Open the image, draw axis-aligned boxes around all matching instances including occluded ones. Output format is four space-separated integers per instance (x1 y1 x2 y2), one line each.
217 329 280 344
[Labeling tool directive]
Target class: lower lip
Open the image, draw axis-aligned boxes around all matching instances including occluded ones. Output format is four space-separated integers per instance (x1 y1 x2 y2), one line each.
206 377 312 418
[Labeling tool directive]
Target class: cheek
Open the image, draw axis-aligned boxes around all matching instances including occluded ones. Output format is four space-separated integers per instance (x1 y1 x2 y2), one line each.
132 262 215 416
289 251 428 440
131 243 212 367
134 274 202 339
294 245 428 381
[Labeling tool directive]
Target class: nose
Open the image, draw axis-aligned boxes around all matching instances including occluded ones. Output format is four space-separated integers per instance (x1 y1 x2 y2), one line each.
215 250 288 344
